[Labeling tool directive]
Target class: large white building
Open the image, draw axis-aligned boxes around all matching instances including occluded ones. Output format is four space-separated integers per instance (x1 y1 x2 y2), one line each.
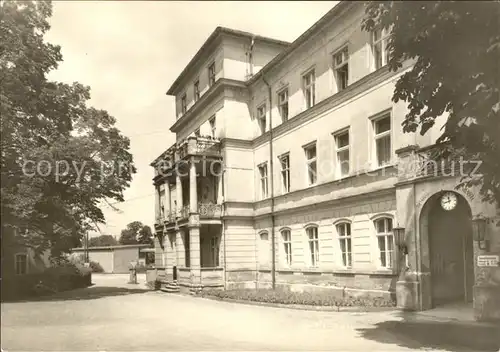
151 1 500 321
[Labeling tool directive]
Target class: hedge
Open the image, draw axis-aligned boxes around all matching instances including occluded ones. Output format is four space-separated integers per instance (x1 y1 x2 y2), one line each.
200 289 396 308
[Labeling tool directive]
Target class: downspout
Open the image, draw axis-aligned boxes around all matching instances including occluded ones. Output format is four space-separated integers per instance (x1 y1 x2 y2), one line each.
262 76 276 290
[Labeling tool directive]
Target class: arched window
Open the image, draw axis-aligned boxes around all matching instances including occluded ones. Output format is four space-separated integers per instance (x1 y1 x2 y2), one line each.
258 231 270 266
281 229 292 266
374 217 393 268
336 222 352 268
305 225 319 267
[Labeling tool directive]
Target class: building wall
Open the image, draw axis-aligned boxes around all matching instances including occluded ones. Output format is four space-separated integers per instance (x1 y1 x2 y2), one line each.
114 247 142 274
86 250 114 273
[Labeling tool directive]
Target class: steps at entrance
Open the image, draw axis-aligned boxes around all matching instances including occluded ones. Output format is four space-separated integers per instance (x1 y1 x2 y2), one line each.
160 280 180 293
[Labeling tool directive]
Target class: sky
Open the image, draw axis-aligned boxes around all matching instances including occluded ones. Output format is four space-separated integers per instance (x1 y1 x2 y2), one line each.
45 0 338 239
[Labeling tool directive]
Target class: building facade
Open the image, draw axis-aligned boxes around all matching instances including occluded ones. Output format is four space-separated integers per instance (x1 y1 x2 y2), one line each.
151 1 500 321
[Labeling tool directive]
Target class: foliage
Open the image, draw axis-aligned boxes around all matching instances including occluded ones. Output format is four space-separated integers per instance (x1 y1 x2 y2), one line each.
89 234 118 247
200 289 396 308
362 1 500 205
0 1 136 259
1 262 92 301
119 221 153 245
88 261 104 273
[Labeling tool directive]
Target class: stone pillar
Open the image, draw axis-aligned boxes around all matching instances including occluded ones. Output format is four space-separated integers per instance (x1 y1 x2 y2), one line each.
165 182 171 215
189 157 198 213
189 224 201 289
176 173 183 217
154 186 160 220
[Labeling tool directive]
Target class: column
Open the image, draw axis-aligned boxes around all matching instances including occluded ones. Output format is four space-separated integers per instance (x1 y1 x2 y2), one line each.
154 186 160 220
176 173 183 217
189 226 201 287
189 157 198 213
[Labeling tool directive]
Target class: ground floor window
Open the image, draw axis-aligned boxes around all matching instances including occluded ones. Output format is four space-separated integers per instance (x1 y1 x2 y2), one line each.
15 253 28 275
210 236 220 267
306 226 319 267
374 217 394 268
184 232 190 268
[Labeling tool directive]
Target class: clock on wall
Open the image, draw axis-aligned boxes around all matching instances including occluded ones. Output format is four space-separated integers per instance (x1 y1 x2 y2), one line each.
440 191 458 211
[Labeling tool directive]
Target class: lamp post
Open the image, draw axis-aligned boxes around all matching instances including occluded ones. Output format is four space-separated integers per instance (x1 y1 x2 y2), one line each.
472 217 488 250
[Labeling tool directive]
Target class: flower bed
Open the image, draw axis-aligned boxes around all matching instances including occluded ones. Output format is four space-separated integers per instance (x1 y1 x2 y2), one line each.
200 289 396 308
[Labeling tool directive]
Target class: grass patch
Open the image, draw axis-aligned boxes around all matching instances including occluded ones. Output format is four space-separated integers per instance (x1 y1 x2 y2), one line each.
200 288 396 308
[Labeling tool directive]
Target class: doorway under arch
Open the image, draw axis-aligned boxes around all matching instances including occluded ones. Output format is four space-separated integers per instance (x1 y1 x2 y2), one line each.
419 191 474 308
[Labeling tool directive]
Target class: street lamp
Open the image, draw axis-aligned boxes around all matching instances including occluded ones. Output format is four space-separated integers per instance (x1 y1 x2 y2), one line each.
472 217 488 250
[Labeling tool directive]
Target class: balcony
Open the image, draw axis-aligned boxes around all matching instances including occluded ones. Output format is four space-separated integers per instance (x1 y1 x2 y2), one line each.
177 136 221 160
177 202 223 222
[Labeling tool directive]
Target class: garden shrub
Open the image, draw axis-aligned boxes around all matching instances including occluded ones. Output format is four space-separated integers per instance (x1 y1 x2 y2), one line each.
200 289 396 308
89 261 104 273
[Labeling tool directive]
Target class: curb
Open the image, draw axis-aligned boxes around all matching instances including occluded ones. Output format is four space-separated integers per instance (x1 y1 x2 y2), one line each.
197 295 397 313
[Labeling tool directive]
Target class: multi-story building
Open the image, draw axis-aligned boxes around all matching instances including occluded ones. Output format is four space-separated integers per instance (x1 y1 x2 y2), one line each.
151 1 500 321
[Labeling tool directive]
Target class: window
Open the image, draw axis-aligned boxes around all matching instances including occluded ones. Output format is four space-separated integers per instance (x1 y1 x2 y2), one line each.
373 114 392 167
184 232 190 267
208 62 216 86
159 189 166 218
278 89 289 122
336 222 352 267
279 154 290 194
15 253 27 275
303 70 316 109
257 104 267 134
210 236 219 266
258 162 268 199
334 130 350 178
259 232 270 266
281 229 292 266
375 217 394 269
194 128 200 137
209 116 216 138
181 94 187 114
372 28 390 70
194 79 200 101
306 226 319 267
333 47 349 91
304 143 317 186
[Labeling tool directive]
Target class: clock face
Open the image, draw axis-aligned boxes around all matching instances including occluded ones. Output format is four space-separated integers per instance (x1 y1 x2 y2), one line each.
440 192 458 211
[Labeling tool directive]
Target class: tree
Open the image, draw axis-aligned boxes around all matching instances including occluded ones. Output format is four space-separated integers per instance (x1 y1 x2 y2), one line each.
118 221 143 245
1 1 136 258
362 1 500 205
138 225 153 246
89 235 118 247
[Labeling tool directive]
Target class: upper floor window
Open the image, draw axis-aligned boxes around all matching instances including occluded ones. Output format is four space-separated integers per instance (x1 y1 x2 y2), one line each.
279 153 290 194
304 143 317 186
336 222 352 267
209 116 216 138
333 47 349 91
373 114 391 167
334 130 350 178
278 89 289 122
258 162 268 199
194 79 200 101
208 62 216 87
257 104 267 134
374 217 394 269
159 189 166 218
281 229 292 266
306 226 319 267
372 28 390 70
302 70 316 109
181 94 187 114
15 253 27 275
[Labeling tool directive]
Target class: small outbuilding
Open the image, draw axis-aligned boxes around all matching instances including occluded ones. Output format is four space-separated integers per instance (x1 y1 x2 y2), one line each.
71 244 152 273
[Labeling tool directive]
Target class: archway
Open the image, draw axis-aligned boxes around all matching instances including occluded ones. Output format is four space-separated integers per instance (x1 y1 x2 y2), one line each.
420 191 474 307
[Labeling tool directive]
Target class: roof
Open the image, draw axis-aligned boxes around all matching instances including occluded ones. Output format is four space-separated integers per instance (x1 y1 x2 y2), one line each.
71 244 152 251
166 26 290 96
247 1 353 85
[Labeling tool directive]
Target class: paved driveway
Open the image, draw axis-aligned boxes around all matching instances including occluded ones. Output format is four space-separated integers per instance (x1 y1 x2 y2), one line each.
1 274 499 351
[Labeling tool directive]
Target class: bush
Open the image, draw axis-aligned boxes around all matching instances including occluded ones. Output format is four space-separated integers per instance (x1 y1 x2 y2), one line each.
200 289 396 308
89 261 104 273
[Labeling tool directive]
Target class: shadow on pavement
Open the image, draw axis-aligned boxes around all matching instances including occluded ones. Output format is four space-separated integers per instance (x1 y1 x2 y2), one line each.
357 312 500 352
3 285 150 303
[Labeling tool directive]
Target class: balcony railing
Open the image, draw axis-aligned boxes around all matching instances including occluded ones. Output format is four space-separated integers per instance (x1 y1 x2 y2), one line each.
177 136 221 160
198 202 223 218
179 205 190 220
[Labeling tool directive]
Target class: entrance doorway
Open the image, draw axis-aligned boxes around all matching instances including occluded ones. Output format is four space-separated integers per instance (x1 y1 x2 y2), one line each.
423 191 474 307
